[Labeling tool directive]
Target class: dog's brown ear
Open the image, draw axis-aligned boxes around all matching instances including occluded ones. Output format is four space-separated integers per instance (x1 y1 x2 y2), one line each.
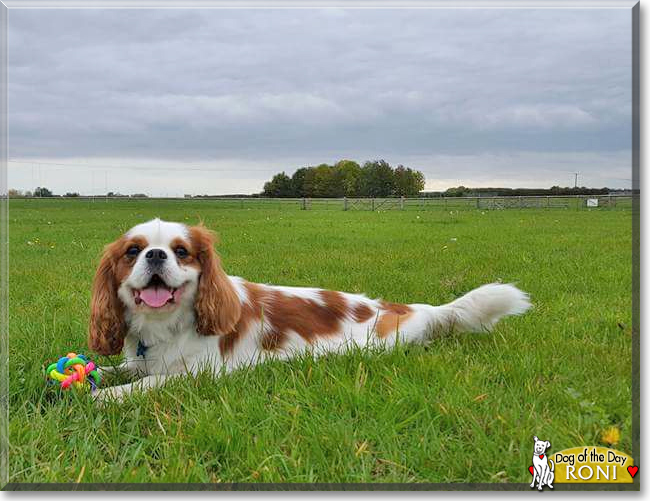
190 224 241 336
88 238 127 355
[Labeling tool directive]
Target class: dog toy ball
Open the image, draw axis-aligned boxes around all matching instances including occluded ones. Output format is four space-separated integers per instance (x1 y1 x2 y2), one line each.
45 352 101 390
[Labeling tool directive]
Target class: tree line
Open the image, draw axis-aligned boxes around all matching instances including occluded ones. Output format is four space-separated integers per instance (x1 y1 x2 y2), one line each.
435 186 618 197
262 160 425 198
8 182 628 199
7 188 149 198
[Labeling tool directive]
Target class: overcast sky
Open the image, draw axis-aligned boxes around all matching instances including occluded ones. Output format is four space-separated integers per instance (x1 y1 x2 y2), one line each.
8 8 632 196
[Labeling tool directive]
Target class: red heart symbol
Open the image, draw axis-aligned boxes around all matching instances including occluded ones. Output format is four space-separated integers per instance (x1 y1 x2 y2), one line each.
539 454 544 459
529 466 534 475
628 466 638 478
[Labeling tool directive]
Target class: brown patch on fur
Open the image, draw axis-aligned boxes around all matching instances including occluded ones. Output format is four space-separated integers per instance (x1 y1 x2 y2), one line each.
218 331 239 356
260 328 285 351
259 289 349 347
169 236 195 265
352 303 374 323
219 281 265 356
219 284 352 355
379 301 412 316
112 236 148 284
189 225 242 337
375 302 413 338
319 290 348 319
217 282 408 355
88 234 149 355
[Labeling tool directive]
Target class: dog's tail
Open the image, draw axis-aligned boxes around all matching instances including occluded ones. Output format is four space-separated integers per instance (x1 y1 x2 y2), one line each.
424 283 531 334
549 459 555 471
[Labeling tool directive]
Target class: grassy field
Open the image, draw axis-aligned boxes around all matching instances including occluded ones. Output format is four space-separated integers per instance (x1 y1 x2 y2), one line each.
6 199 633 485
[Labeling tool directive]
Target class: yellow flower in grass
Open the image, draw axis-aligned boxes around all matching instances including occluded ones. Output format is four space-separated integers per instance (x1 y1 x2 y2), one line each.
601 426 621 446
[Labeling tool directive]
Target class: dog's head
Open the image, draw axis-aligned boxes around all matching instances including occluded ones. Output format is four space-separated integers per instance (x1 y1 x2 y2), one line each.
88 219 241 355
533 436 551 455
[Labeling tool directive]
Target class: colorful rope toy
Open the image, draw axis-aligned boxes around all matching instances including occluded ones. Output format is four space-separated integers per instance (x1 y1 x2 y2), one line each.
45 352 101 390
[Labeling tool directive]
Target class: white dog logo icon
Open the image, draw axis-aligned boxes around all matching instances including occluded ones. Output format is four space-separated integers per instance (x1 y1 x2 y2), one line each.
530 435 555 490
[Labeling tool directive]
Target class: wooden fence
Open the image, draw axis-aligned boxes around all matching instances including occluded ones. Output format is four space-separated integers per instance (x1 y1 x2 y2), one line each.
12 194 634 211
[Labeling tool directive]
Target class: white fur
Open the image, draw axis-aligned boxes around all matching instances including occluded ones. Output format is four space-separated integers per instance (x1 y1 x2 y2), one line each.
94 219 532 402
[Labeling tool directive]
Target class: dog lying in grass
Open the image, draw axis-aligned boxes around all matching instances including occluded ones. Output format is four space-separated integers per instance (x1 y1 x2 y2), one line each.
89 218 531 401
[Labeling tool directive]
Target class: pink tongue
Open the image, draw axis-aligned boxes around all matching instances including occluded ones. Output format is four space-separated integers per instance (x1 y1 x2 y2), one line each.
139 287 173 308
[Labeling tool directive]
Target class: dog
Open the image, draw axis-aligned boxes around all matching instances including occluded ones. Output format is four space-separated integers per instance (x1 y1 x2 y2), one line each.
89 218 531 401
531 436 554 490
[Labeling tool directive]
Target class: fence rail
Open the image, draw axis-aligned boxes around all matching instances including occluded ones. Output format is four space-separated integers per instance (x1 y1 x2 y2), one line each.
10 194 635 211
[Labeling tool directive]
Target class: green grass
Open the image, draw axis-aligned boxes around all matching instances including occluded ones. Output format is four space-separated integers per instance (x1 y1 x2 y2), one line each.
7 199 632 484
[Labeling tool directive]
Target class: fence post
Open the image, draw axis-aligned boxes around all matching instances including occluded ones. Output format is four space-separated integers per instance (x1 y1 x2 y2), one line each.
371 198 375 211
301 198 306 210
519 196 523 209
240 197 244 209
344 197 348 211
476 197 480 209
400 196 404 210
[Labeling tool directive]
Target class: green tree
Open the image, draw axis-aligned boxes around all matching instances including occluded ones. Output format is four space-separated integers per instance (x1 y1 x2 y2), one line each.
302 168 317 197
262 172 294 197
311 164 340 197
444 186 467 197
359 160 395 197
34 186 53 197
261 159 426 198
291 167 310 197
393 165 425 196
334 160 362 196
412 170 425 195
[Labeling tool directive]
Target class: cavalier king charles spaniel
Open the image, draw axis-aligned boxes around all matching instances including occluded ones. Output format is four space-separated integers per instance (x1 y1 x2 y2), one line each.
89 218 531 401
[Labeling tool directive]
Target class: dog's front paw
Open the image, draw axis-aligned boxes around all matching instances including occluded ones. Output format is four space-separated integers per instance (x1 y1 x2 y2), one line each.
96 365 113 377
92 384 130 404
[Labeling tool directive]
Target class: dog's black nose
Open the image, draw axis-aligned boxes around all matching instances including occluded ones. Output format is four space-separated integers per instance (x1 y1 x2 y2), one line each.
145 248 167 266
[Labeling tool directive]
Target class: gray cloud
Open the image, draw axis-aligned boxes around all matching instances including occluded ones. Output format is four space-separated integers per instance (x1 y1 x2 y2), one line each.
8 8 632 194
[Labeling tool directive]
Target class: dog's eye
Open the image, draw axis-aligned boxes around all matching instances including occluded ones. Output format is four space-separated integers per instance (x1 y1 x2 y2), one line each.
126 245 141 257
175 246 188 258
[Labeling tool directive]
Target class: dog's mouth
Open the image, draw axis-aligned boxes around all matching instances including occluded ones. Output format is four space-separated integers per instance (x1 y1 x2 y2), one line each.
133 274 184 308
